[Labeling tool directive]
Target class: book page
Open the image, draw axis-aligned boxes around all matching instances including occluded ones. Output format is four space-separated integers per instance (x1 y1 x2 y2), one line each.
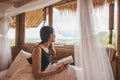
45 55 73 71
45 62 57 71
56 55 73 67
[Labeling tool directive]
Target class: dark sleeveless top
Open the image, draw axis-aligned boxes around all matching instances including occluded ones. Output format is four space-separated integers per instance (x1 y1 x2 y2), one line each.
27 47 52 71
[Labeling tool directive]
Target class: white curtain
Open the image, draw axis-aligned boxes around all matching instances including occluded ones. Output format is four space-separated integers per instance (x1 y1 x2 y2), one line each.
0 17 12 71
0 0 61 16
74 0 114 80
0 0 61 71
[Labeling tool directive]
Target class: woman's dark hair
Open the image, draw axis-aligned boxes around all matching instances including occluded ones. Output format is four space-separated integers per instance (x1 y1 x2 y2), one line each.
39 26 56 56
40 26 54 43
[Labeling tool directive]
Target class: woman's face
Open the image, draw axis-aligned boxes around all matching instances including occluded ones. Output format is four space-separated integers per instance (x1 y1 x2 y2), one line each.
49 32 56 42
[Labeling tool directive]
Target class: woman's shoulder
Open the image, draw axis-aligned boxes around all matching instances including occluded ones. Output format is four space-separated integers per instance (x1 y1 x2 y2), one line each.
32 44 42 50
32 45 42 54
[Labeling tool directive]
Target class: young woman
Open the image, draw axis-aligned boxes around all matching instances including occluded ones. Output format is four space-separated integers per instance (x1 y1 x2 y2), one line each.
10 26 81 80
30 26 68 78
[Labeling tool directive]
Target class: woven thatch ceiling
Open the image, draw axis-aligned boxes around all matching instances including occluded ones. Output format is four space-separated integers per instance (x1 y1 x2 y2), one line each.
53 0 116 11
0 0 61 16
0 0 33 12
0 0 116 28
0 0 116 14
10 9 44 28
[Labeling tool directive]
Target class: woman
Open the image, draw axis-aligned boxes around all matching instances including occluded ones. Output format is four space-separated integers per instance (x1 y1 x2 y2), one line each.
10 26 81 80
29 26 68 78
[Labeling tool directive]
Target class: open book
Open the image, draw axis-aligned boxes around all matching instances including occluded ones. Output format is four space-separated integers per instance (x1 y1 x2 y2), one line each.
45 55 73 71
56 55 73 67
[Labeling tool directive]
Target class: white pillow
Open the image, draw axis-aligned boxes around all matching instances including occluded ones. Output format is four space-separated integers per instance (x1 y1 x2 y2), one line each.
6 50 31 77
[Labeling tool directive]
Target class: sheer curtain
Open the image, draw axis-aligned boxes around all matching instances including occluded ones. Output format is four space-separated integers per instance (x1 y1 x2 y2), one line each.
74 0 114 80
0 0 61 16
0 17 12 71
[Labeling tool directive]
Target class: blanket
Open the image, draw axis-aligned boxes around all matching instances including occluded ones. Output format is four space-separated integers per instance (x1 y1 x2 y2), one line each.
10 64 82 80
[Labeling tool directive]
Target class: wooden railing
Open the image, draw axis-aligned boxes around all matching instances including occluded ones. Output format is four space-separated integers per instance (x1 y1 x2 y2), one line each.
106 48 117 80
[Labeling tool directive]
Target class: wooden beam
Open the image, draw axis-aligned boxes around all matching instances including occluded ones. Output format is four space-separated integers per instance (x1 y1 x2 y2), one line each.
48 6 53 27
117 0 120 80
14 0 32 8
15 13 25 51
53 0 76 7
0 0 11 3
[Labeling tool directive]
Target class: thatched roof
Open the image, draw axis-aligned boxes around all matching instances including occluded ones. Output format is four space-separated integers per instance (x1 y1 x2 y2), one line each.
93 0 116 8
1 0 115 28
26 9 44 28
54 0 77 12
10 9 44 28
54 0 116 11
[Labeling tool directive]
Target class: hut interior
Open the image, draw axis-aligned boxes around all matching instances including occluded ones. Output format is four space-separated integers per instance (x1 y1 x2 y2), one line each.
0 0 120 80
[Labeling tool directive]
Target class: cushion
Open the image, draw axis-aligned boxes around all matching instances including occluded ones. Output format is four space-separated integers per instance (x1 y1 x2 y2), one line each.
6 50 31 77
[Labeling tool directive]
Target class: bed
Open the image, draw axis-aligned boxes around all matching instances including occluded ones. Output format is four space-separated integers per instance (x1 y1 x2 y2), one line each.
0 69 9 80
0 49 81 80
0 50 31 80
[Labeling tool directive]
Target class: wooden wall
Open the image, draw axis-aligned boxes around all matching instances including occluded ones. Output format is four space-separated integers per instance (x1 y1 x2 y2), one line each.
11 43 74 61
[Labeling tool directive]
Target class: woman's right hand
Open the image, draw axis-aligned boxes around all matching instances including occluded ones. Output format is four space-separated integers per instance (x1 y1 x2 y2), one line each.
56 63 68 73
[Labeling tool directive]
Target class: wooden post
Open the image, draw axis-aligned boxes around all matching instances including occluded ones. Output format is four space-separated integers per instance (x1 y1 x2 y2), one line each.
117 0 120 80
109 3 114 44
48 6 53 27
43 7 47 26
15 13 25 52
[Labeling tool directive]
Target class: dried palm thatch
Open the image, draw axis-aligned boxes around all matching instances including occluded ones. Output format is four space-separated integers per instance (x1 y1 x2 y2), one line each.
25 9 44 28
107 0 116 4
54 0 116 11
93 0 106 8
10 0 117 28
10 9 44 28
93 0 116 8
54 0 77 12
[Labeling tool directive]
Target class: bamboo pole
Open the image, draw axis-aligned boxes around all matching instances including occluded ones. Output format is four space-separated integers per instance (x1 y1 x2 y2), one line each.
15 13 25 52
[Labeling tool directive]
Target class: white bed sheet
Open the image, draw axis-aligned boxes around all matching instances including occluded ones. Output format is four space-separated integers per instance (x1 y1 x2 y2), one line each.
0 69 10 80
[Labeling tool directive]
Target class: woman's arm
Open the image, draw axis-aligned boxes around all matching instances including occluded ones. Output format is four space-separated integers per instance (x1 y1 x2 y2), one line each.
32 47 67 79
